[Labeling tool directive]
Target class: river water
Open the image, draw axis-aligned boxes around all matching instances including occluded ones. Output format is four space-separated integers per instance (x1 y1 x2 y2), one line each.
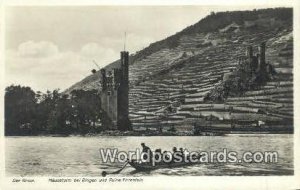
5 134 293 176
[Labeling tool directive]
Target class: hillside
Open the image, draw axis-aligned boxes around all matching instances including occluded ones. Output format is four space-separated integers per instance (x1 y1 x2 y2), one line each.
65 8 293 131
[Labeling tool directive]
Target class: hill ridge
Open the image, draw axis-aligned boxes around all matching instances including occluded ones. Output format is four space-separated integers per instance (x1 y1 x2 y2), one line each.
66 7 293 131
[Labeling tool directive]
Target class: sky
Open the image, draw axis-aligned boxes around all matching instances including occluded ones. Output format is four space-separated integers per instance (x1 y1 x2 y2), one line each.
5 5 281 92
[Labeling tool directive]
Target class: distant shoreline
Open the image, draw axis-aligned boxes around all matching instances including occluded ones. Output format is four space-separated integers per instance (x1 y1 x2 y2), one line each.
5 130 294 137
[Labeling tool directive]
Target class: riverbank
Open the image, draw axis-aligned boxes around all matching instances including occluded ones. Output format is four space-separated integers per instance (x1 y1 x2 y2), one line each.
5 129 293 137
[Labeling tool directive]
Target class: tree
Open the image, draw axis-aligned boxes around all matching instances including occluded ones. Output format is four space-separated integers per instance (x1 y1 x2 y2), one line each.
5 85 37 135
70 89 102 133
47 93 73 134
5 85 107 135
34 89 60 133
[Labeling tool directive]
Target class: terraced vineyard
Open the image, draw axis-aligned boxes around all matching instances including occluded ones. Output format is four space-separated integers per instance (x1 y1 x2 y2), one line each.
66 8 293 132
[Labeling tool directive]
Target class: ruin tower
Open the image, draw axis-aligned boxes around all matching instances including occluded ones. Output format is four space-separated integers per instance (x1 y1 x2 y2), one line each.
246 46 253 59
259 42 266 65
246 46 254 71
257 42 266 73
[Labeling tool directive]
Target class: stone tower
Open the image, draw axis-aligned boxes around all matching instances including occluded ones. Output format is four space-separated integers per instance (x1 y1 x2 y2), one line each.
245 42 266 74
99 51 131 131
117 51 131 130
257 42 266 73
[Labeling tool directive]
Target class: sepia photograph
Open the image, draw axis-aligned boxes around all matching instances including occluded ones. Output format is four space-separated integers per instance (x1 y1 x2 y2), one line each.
1 1 299 190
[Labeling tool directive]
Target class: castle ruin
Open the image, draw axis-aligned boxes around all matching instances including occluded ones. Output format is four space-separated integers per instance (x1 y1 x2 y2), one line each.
244 42 275 79
246 42 267 74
